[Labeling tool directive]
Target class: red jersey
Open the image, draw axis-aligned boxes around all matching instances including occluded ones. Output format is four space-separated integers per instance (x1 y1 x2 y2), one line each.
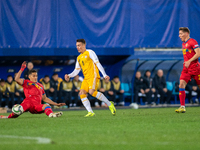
182 38 199 65
22 80 45 104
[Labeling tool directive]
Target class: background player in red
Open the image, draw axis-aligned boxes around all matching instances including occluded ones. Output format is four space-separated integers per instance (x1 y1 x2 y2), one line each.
0 61 65 118
175 27 200 113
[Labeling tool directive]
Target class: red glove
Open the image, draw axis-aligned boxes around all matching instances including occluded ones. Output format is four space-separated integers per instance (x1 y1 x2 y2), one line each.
20 61 27 71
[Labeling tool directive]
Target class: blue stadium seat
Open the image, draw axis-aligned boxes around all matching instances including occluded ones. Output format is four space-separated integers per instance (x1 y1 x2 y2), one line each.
166 81 173 91
121 83 132 104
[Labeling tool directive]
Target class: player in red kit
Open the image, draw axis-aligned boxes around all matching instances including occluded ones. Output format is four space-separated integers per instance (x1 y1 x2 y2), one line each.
175 27 200 113
0 62 65 118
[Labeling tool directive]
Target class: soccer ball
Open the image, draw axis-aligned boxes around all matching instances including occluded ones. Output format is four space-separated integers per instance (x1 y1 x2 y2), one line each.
129 103 139 109
12 104 24 115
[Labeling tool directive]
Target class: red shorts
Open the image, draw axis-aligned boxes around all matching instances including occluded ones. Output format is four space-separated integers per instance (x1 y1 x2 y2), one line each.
21 98 44 114
180 63 200 85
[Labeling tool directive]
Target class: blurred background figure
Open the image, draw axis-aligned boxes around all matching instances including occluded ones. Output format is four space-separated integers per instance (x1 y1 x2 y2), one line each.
153 69 172 105
185 78 200 104
6 75 17 108
134 71 149 105
143 70 157 106
24 62 34 79
99 79 114 107
49 73 59 103
0 79 9 108
72 75 82 107
112 76 124 106
40 75 51 98
59 78 73 107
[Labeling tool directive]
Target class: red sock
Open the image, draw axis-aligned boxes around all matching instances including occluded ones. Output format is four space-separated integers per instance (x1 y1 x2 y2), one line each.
44 107 53 116
179 88 186 106
8 112 19 118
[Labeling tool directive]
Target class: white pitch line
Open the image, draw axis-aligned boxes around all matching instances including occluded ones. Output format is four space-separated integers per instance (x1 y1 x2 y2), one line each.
0 135 51 144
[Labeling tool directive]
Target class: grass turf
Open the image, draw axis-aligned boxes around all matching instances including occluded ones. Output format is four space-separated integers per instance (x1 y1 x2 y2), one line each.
0 107 200 150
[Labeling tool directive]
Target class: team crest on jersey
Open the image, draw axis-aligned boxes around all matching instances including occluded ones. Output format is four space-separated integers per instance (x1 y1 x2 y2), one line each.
27 82 43 90
85 56 87 58
185 43 188 47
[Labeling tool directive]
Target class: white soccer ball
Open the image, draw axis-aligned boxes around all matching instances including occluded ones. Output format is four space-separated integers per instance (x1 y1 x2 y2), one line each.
12 104 24 115
129 103 139 109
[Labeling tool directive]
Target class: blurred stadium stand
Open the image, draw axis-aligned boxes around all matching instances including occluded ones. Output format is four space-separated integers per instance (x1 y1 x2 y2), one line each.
1 0 200 105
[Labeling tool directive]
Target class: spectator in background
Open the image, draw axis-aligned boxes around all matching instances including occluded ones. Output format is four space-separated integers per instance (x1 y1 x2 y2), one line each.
24 62 34 79
49 73 59 103
112 76 124 106
72 75 82 107
40 75 50 97
153 69 172 105
6 75 17 108
99 79 115 107
59 78 73 107
144 70 157 105
185 78 200 104
134 71 150 105
14 73 24 104
0 79 9 108
57 75 63 92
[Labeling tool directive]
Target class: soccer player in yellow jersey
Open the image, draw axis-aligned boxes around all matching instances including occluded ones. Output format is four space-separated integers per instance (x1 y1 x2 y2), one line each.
65 39 116 117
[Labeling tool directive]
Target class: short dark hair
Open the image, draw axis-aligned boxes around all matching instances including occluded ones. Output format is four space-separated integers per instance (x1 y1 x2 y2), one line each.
113 76 119 79
0 79 5 83
52 73 58 76
7 75 12 78
179 27 190 34
76 39 86 44
44 75 49 78
28 69 37 75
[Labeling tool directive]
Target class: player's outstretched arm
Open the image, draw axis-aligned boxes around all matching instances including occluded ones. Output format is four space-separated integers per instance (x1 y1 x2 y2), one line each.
42 94 65 107
89 50 109 80
65 59 81 81
15 61 26 85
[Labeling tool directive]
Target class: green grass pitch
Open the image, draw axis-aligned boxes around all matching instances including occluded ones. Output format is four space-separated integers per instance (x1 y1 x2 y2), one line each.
0 107 200 150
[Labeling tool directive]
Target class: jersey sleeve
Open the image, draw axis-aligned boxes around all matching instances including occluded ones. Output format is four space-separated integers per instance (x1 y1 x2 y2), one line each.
88 50 107 78
190 39 199 49
68 58 81 78
41 84 45 95
22 79 28 87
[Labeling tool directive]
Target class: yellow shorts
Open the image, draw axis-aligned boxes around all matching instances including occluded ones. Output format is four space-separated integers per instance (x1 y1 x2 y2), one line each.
80 77 100 93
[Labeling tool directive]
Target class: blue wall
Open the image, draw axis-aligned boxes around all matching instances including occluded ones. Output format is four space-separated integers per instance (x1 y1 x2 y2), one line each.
1 0 200 56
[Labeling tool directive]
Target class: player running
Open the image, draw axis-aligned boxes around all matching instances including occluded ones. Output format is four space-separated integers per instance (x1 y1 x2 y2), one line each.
0 62 65 119
175 27 200 113
65 39 116 117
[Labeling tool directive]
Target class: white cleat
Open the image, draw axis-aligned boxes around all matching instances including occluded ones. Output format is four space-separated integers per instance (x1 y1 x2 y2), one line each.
49 112 63 118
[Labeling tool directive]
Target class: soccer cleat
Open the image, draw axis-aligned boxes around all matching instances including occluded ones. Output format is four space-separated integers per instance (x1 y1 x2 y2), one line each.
49 111 63 118
109 101 116 116
0 115 8 119
84 112 95 117
175 107 186 113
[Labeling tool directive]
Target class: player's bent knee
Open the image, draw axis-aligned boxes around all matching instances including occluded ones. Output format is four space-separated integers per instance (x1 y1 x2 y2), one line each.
91 91 98 97
179 83 185 89
80 94 87 99
88 89 95 96
79 90 87 96
42 104 51 110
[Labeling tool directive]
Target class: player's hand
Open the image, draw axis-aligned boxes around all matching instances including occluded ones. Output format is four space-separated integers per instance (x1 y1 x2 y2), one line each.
140 89 145 94
184 60 191 68
104 75 110 81
65 74 70 81
20 61 27 71
56 103 66 107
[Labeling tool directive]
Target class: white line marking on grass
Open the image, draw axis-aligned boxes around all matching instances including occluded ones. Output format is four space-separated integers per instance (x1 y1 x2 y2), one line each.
0 135 51 144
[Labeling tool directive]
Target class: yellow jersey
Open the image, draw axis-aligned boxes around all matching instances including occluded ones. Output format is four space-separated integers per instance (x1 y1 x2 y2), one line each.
77 50 100 80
